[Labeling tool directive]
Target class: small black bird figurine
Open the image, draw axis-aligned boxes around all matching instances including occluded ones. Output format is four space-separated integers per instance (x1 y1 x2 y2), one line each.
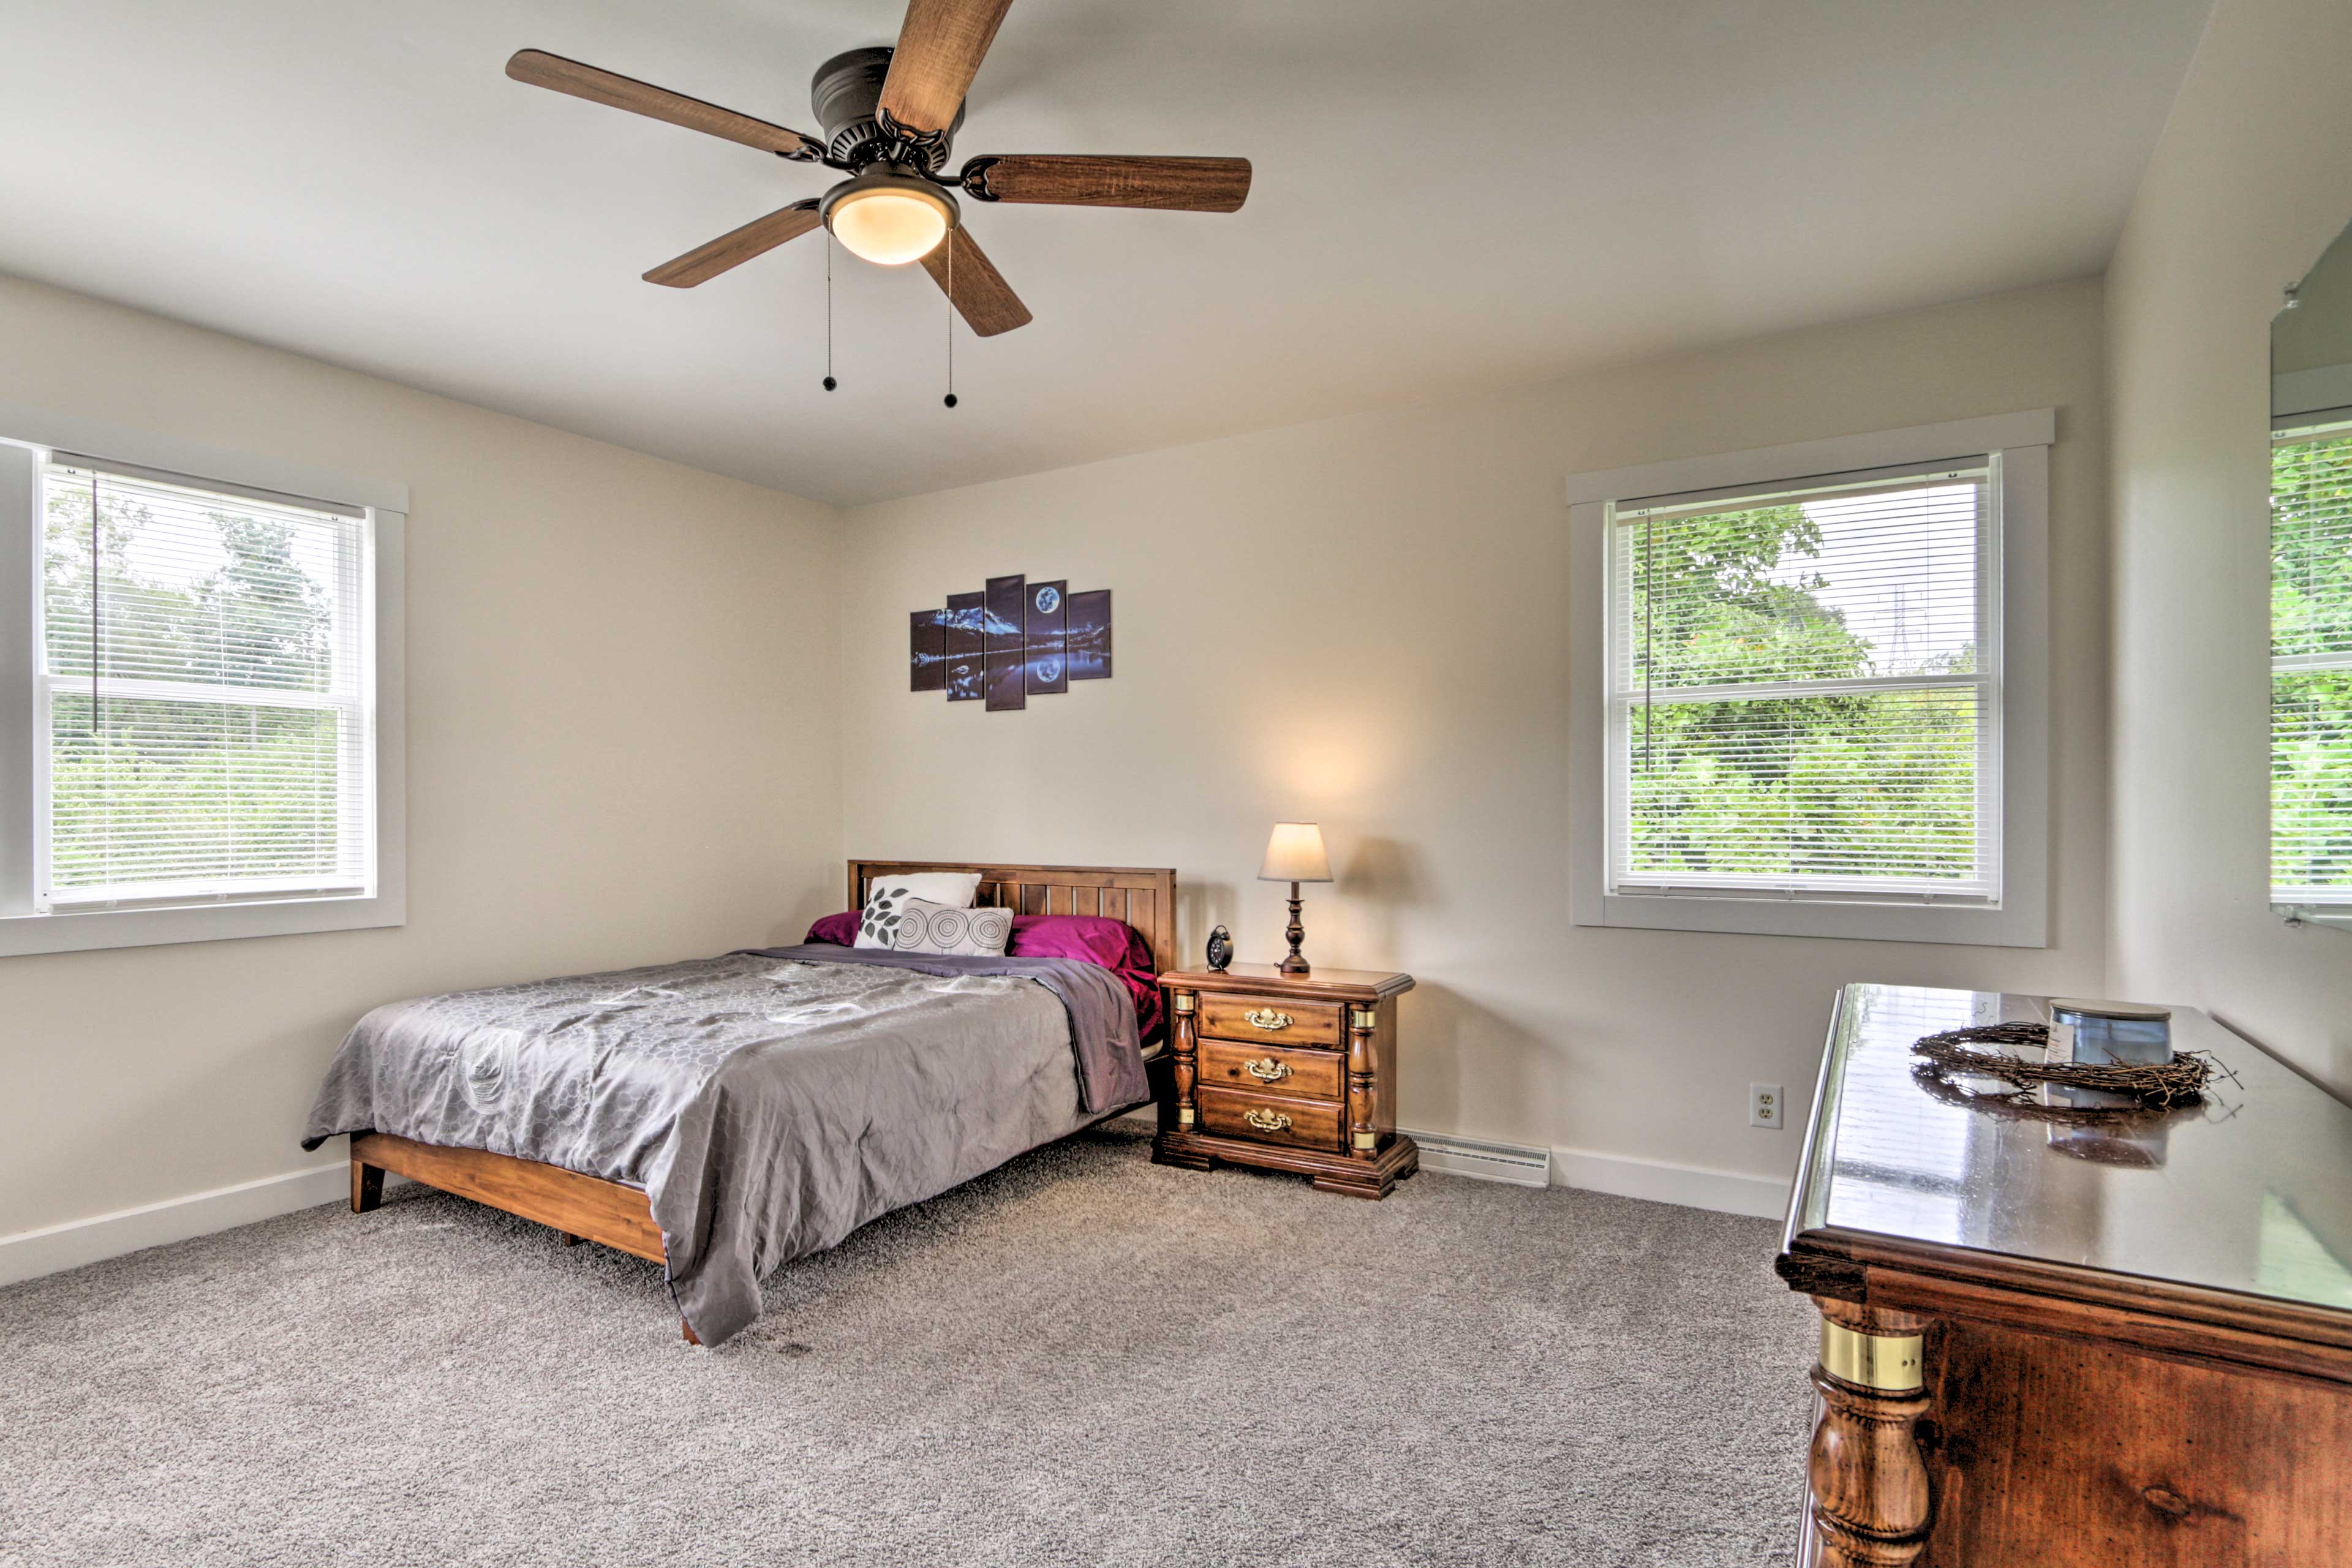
1205 924 1234 972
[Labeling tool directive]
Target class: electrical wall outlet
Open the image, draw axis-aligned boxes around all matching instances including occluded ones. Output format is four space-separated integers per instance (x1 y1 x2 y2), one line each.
1749 1082 1784 1129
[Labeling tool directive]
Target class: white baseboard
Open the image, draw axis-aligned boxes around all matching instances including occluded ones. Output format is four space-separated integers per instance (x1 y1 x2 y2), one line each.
0 1161 352 1288
1401 1123 1791 1220
1548 1144 1790 1221
1400 1128 1553 1188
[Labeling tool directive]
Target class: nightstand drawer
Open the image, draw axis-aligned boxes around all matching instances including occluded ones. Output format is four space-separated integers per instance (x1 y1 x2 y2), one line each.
1197 992 1343 1049
1198 1038 1343 1099
1195 1087 1344 1152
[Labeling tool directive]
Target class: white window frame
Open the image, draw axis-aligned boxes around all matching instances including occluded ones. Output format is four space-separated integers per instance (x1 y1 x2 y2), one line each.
0 403 405 956
1567 410 2051 946
2268 407 2352 930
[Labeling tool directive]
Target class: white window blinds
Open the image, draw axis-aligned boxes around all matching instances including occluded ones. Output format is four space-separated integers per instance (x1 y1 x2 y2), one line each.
1607 461 1998 900
37 457 373 907
2272 423 2352 906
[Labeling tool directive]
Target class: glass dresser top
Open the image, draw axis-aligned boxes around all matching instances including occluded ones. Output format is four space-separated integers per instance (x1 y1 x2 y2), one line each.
1795 984 2352 1313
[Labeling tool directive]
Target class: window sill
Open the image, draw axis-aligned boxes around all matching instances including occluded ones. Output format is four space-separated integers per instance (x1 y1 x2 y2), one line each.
2274 903 2352 933
1578 888 2046 947
0 889 404 957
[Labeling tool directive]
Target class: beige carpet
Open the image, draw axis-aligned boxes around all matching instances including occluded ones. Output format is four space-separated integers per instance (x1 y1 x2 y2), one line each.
0 1121 1813 1567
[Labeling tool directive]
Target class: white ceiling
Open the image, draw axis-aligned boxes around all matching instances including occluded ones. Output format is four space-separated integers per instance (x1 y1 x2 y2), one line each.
0 0 2211 507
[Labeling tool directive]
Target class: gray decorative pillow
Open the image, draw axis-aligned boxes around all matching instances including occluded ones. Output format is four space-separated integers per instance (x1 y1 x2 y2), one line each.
854 872 981 948
884 896 1014 957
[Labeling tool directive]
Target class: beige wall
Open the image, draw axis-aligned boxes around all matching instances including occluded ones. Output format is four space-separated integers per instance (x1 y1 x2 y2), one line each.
0 276 843 1239
840 277 2111 1191
2105 0 2352 1091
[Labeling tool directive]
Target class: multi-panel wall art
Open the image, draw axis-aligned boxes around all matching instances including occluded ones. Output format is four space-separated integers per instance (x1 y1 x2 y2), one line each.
910 577 1111 711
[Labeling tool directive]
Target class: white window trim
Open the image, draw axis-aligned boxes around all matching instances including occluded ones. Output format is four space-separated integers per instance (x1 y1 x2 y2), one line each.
1566 410 2051 946
2267 411 2352 931
0 402 405 957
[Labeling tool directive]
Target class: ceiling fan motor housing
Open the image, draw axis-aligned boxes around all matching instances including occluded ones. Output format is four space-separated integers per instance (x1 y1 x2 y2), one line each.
812 46 963 172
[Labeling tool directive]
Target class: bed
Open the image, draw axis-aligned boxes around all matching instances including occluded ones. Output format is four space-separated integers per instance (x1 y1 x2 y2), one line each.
305 860 1177 1346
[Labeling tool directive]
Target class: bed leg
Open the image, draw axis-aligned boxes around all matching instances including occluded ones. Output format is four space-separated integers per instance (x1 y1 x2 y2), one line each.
350 1150 384 1214
682 1319 701 1346
560 1232 581 1246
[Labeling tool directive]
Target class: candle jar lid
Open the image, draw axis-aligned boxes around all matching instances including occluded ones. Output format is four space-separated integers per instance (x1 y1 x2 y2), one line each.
2048 998 2173 1022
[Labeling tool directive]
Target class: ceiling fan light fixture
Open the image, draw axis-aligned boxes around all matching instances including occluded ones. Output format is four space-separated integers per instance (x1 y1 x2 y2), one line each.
822 167 959 266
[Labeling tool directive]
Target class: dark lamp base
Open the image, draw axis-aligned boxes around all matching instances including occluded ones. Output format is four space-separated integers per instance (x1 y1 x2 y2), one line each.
1279 884 1311 975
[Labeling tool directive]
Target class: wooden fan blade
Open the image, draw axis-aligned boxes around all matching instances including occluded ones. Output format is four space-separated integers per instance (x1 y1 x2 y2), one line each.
919 228 1031 337
962 154 1250 212
877 0 1014 135
507 49 822 160
644 202 821 287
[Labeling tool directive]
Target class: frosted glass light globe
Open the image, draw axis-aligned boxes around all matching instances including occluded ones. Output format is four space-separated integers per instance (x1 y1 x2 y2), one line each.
828 186 951 266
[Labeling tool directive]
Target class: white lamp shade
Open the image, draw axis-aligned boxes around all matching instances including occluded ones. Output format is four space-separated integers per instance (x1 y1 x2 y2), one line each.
1258 822 1332 883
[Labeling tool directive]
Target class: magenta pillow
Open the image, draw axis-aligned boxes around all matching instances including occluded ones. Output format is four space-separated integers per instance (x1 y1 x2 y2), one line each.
804 910 862 946
1011 916 1162 1043
799 908 1162 1041
1007 913 1148 970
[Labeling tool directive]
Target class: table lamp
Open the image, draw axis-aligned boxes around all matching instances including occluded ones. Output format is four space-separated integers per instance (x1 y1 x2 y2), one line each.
1259 822 1333 975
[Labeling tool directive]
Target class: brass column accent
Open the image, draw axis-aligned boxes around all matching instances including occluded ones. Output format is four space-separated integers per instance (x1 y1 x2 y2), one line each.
1347 1005 1379 1156
1170 989 1198 1129
1807 1297 1934 1568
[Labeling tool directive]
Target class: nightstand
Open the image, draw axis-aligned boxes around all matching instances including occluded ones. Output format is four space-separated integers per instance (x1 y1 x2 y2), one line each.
1151 963 1417 1199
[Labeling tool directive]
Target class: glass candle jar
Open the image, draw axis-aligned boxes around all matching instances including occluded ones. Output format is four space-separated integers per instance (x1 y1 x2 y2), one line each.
2049 998 2174 1066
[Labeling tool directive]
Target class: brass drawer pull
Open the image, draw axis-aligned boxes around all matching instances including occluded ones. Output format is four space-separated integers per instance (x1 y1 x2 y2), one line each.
1244 1057 1292 1083
1244 1008 1293 1032
1243 1107 1292 1133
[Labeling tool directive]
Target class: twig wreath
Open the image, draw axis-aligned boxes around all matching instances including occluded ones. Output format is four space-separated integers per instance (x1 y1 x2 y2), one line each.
1909 1022 2218 1115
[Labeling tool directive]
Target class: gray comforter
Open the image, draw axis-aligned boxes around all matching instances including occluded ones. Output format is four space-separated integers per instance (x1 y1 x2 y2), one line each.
302 946 1147 1346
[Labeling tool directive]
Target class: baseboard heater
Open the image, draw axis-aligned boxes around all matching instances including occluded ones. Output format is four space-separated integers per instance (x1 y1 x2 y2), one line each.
1400 1128 1551 1188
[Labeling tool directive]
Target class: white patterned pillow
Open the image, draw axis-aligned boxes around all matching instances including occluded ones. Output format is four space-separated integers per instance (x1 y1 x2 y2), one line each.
854 872 981 948
881 897 1014 957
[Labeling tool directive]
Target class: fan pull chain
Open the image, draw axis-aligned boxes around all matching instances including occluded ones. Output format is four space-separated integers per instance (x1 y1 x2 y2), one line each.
943 235 958 410
822 232 837 392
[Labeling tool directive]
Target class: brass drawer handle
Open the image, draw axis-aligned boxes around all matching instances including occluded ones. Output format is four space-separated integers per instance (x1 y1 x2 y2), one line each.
1244 1057 1291 1083
1243 1008 1293 1032
1243 1107 1292 1133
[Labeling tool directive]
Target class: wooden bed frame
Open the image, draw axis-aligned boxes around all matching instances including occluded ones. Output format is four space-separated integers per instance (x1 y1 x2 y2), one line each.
348 860 1178 1343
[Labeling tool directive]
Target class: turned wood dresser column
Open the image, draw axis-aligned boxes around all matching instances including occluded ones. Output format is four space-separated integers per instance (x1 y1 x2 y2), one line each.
1167 987 1199 1134
1806 1297 1933 1567
1346 1002 1380 1158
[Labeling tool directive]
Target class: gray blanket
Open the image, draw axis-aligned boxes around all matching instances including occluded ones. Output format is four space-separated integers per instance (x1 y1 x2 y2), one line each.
302 946 1147 1345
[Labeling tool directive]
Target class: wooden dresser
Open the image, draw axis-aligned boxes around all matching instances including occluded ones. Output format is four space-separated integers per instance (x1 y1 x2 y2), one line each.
1152 963 1417 1199
1779 984 2352 1567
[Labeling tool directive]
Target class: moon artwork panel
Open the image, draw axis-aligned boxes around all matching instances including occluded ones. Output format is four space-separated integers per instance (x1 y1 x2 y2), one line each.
944 591 984 702
1025 580 1067 695
984 575 1027 711
908 580 1110 712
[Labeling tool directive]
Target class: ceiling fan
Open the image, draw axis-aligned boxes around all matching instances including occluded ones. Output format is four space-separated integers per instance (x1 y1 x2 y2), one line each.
505 0 1252 340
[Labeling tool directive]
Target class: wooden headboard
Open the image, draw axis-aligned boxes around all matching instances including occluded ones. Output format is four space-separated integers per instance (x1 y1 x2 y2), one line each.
847 860 1178 978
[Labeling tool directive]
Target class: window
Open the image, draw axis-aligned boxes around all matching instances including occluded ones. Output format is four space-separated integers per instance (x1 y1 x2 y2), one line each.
0 423 404 956
2271 420 2352 919
1568 411 2049 945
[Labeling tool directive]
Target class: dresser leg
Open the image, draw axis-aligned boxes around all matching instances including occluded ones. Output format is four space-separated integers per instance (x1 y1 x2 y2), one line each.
1169 990 1198 1132
1346 1005 1379 1158
1153 989 1206 1169
1806 1297 1932 1567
